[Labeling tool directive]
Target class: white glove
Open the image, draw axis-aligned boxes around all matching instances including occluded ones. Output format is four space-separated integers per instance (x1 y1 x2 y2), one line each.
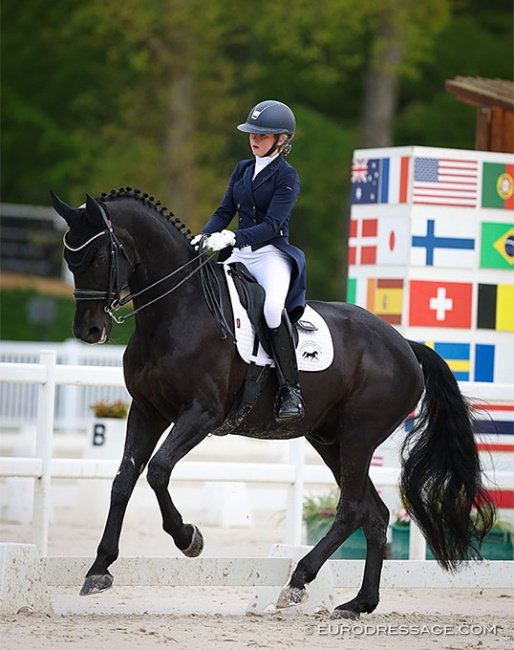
203 230 236 252
190 234 203 250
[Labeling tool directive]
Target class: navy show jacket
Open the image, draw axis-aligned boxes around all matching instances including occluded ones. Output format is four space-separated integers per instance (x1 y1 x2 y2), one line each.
202 155 306 322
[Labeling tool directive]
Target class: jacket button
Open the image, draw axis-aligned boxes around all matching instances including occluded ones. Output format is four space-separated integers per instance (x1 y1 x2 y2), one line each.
253 219 256 223
237 203 241 209
252 205 256 210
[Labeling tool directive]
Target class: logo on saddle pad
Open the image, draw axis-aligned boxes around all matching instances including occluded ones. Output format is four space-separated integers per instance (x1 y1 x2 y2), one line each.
300 343 322 362
224 265 334 372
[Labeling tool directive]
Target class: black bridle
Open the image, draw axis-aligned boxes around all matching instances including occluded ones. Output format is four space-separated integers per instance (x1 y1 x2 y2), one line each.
65 214 235 340
63 199 135 304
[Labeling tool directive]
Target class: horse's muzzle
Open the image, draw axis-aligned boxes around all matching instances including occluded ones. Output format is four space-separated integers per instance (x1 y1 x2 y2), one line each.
74 315 111 345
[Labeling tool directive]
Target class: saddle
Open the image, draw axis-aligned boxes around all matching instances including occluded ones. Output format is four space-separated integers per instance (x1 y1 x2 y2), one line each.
227 262 274 356
210 262 334 436
225 262 334 372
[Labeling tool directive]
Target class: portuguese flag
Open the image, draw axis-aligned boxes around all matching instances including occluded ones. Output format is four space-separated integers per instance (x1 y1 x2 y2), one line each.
482 162 514 209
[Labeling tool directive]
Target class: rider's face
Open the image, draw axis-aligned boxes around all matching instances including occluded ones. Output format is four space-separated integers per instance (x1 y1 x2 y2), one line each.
249 133 286 157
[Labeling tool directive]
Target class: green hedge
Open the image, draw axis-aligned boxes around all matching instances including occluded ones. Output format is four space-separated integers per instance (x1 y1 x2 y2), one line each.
0 288 134 345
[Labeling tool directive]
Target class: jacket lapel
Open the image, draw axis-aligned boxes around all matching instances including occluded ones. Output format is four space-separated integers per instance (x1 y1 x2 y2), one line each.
252 155 284 190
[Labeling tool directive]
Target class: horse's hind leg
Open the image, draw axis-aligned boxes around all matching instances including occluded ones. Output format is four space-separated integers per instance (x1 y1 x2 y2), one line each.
278 437 370 608
81 405 167 596
332 479 389 619
278 438 388 617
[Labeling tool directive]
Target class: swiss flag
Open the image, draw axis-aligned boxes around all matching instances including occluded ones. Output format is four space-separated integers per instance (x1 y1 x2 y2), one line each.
408 280 472 328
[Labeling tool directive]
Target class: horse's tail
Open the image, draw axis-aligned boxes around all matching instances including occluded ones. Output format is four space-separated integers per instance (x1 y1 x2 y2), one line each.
400 340 495 571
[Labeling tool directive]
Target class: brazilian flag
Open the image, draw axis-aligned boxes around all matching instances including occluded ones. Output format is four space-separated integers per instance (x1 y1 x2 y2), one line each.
480 222 514 269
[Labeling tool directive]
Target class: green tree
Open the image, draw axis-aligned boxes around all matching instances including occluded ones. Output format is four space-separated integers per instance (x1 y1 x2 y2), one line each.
2 0 512 310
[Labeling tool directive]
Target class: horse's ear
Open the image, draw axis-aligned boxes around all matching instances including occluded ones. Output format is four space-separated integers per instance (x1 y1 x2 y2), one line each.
85 193 109 229
50 190 76 226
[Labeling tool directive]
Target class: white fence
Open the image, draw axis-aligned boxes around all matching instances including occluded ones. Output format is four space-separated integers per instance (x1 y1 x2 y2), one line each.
0 349 512 564
0 340 129 430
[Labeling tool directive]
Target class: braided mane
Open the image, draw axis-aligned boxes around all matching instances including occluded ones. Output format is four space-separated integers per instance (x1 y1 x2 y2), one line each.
97 186 193 241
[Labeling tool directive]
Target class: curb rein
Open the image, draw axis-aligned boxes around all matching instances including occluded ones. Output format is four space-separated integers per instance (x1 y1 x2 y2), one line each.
64 211 235 340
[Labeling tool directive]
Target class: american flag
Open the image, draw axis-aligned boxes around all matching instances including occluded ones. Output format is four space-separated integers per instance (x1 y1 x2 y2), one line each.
412 157 478 208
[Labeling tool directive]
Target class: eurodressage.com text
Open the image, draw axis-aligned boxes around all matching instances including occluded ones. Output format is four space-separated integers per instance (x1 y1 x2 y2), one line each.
304 623 501 637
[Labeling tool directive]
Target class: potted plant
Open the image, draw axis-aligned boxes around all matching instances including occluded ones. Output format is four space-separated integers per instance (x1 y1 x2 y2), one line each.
90 399 129 419
303 490 367 559
389 507 514 561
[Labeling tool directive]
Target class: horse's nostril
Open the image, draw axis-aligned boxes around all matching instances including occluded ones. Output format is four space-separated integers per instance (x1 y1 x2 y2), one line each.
88 327 101 341
75 324 102 344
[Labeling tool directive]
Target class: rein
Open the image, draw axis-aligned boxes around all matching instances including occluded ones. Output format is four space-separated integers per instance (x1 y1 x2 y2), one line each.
107 250 215 324
66 214 235 340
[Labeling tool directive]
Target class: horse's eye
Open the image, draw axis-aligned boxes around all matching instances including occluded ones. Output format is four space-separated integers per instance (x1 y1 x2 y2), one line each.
92 249 109 268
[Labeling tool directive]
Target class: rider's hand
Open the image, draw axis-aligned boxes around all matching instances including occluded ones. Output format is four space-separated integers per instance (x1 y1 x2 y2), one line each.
203 230 236 252
190 234 203 250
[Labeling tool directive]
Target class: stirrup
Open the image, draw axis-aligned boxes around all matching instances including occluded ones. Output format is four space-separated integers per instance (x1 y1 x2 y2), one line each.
274 386 305 423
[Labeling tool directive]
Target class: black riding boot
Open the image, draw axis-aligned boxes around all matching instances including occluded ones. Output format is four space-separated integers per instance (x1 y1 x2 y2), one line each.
269 311 305 423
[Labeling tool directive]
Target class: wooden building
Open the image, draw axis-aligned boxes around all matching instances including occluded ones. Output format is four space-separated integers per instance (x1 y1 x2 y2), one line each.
445 76 514 153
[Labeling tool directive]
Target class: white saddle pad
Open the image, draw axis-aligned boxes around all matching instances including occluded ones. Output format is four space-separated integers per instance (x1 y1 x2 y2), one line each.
224 264 334 372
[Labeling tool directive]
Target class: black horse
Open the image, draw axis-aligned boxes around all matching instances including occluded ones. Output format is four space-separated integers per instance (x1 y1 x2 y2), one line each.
52 188 494 618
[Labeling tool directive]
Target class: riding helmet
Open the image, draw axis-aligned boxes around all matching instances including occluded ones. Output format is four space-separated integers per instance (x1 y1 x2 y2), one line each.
237 100 296 136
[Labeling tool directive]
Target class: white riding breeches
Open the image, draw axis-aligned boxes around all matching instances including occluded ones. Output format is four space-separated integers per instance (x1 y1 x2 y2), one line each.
225 244 292 329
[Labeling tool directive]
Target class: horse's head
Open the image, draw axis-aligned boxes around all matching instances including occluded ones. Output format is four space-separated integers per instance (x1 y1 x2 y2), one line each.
52 192 135 344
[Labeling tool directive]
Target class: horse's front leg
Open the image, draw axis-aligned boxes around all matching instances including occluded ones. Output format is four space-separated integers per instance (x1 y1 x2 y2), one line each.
80 404 168 596
146 404 217 556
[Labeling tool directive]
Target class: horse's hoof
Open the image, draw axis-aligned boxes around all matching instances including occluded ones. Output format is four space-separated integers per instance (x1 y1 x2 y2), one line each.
181 524 204 557
80 573 113 596
330 607 360 620
276 586 308 609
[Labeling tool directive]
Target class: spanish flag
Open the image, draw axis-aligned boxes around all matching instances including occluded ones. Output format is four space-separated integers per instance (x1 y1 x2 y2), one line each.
367 278 404 325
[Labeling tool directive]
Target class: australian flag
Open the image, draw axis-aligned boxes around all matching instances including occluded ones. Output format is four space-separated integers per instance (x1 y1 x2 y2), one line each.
351 158 380 204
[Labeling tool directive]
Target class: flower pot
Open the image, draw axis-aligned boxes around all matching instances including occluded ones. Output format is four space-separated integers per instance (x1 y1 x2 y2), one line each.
390 524 514 561
478 529 514 561
306 520 367 559
87 417 127 459
390 523 412 560
390 523 437 560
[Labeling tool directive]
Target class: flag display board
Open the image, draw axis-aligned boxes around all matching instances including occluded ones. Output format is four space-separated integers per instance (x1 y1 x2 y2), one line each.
347 145 513 385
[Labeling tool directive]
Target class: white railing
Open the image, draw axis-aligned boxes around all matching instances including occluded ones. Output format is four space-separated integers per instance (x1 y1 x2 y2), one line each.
0 340 129 429
0 350 512 559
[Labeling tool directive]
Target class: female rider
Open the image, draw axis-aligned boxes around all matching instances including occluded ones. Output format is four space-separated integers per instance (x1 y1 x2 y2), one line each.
194 99 306 423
